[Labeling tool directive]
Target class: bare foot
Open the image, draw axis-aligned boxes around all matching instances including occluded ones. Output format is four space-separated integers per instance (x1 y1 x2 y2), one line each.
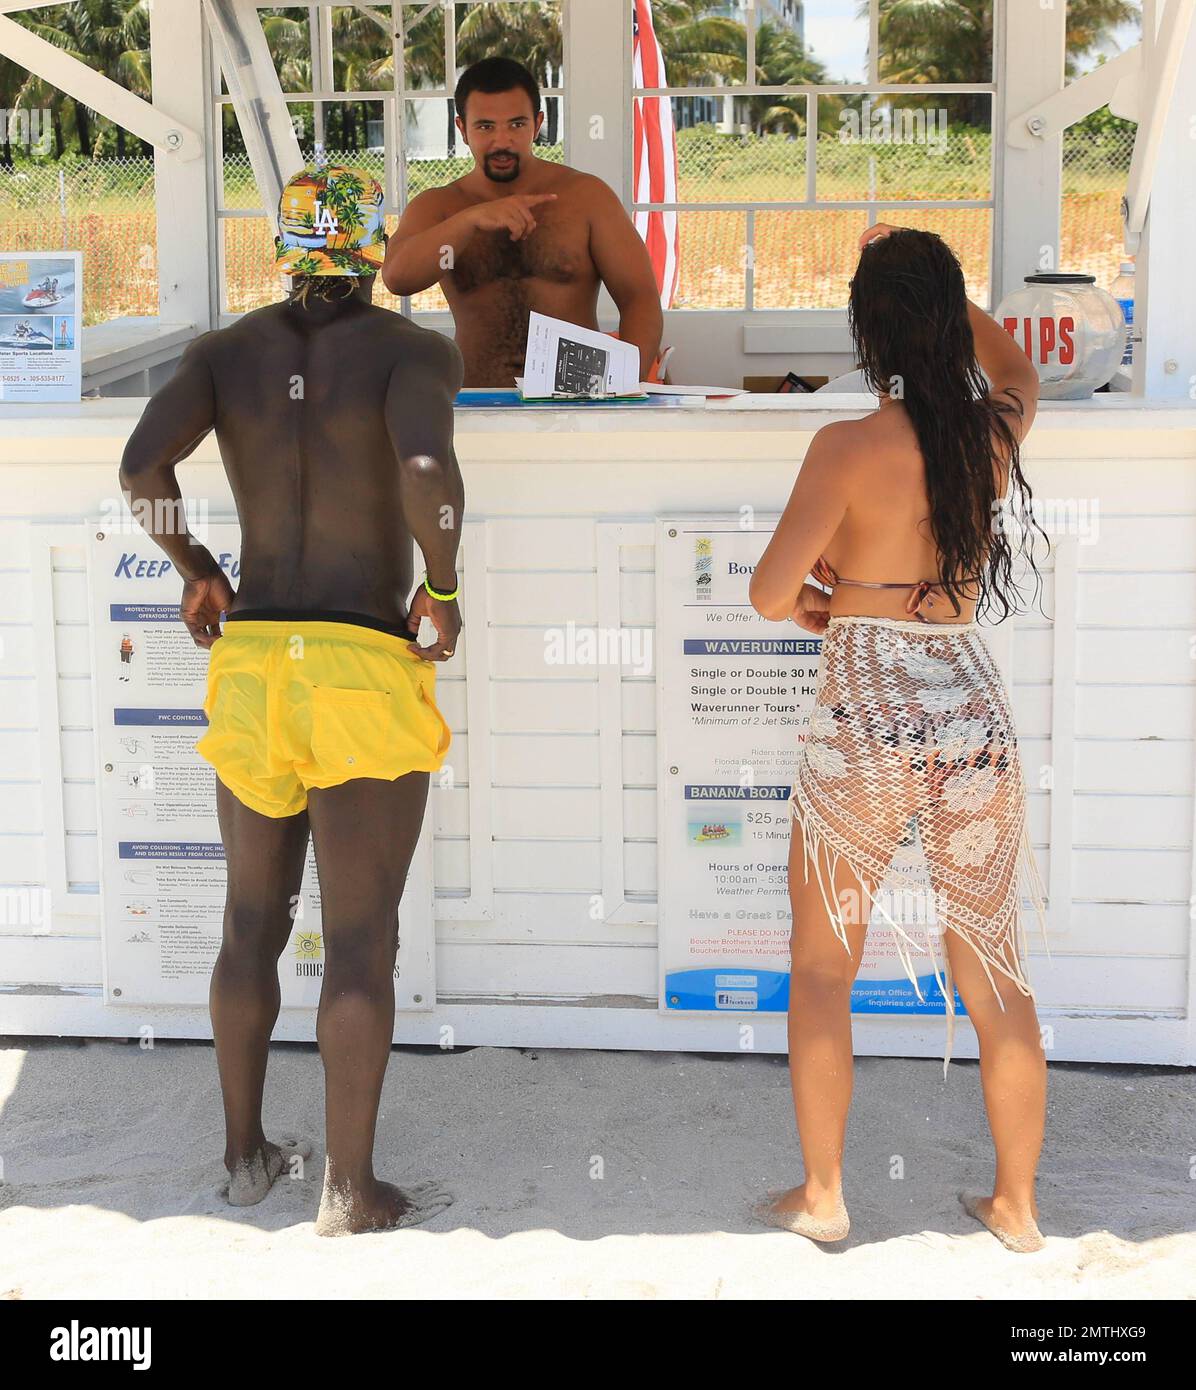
225 1135 313 1207
959 1191 1045 1253
751 1184 850 1243
315 1175 453 1237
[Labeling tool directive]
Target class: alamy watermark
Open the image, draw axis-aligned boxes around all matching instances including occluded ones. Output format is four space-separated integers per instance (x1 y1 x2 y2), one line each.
838 99 949 153
543 621 653 676
993 494 1100 543
100 492 211 543
1 107 52 155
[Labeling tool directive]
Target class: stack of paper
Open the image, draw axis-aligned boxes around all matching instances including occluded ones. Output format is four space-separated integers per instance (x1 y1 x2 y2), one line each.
515 310 748 401
518 311 646 400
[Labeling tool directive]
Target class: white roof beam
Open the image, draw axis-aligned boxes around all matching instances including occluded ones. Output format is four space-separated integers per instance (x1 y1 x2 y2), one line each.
0 12 203 158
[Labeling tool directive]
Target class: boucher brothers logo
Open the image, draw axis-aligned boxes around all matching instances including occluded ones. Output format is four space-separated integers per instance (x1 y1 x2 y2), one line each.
694 535 713 601
293 930 324 978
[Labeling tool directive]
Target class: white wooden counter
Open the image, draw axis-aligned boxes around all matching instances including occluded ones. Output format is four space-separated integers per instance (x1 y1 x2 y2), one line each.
2 394 1194 1065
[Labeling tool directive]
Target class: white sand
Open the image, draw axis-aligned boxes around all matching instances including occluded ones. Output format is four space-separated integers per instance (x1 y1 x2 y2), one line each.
1 1038 1193 1299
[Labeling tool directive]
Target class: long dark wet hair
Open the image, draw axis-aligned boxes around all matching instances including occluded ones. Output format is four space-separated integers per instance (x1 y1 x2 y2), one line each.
848 229 1047 622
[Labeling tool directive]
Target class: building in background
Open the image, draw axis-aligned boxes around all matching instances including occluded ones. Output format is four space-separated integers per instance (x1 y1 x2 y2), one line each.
675 0 806 134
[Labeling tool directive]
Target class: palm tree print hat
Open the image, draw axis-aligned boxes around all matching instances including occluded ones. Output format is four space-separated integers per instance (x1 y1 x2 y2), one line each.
275 165 386 276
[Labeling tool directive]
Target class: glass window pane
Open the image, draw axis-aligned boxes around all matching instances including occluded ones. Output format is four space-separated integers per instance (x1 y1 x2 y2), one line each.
646 0 747 87
0 160 158 327
803 0 870 83
663 97 807 203
454 0 563 74
221 103 387 210
410 279 451 314
672 210 747 308
754 207 991 310
223 216 277 314
753 209 869 308
405 97 468 189
1066 0 1140 83
817 94 992 202
872 206 992 305
402 2 447 88
258 7 313 94
329 5 397 90
877 0 993 85
299 100 387 169
1061 108 1135 291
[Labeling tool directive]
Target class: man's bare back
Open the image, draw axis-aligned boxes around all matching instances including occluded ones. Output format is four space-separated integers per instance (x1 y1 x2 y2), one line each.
121 291 463 633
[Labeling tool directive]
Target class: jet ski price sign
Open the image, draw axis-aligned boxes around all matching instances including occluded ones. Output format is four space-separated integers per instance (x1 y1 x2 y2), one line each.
0 250 82 402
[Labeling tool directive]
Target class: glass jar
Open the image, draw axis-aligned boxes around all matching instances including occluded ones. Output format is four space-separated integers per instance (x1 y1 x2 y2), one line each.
994 273 1125 400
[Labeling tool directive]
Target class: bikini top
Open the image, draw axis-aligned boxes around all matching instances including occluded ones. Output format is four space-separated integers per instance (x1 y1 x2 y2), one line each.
811 555 980 624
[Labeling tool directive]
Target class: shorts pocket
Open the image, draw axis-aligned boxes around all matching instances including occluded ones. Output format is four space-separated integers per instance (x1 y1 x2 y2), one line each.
309 685 396 774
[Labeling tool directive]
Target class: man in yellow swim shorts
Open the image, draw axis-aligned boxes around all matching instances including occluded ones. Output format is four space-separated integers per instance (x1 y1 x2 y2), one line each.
116 164 464 1236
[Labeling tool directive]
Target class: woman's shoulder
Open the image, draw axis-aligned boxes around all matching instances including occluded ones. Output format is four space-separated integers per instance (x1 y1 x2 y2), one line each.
808 412 879 462
809 408 919 482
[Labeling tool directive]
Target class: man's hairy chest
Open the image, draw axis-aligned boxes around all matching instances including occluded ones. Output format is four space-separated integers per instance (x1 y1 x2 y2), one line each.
448 217 593 294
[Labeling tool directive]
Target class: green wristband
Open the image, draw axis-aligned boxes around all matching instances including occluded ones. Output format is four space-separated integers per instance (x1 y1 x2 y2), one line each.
423 574 459 602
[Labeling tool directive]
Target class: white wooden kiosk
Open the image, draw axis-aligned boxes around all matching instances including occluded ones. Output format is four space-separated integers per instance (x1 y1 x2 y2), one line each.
2 1 1195 1066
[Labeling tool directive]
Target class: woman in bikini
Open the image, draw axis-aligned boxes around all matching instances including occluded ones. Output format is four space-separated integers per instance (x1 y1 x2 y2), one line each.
748 223 1049 1252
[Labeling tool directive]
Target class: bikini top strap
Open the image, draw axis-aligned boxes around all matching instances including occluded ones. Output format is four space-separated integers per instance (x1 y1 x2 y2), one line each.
812 555 980 622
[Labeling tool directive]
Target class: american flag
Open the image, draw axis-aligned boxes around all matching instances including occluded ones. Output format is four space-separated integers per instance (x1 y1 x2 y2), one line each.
632 0 680 308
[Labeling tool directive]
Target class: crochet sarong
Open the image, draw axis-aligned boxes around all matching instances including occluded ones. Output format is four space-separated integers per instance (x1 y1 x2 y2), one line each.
788 615 1049 1074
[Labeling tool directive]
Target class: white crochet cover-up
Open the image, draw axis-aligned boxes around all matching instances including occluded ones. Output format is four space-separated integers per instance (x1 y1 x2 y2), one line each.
788 614 1050 1074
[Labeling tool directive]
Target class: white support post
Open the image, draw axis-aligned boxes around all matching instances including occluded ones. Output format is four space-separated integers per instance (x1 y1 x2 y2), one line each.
1135 16 1196 398
1121 0 1195 253
152 0 213 333
566 0 628 197
995 0 1067 305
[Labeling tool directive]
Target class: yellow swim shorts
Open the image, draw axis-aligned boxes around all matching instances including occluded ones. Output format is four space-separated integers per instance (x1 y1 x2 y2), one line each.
195 618 451 818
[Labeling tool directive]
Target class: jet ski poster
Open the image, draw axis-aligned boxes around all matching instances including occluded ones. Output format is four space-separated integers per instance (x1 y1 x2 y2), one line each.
0 250 81 402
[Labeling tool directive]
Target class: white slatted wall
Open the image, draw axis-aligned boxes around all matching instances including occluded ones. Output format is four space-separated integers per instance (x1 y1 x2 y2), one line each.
1 414 1193 1061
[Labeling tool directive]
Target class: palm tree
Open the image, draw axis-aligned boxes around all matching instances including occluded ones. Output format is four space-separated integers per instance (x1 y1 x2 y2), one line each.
744 20 829 136
863 0 1137 127
13 0 156 158
1064 0 1139 77
653 0 745 87
361 1 448 154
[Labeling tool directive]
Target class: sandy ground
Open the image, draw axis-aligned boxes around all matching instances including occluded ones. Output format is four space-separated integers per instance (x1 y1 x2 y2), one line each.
0 1038 1193 1300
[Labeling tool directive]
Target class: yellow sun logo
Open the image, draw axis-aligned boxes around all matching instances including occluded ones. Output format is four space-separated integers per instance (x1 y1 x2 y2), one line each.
292 931 324 960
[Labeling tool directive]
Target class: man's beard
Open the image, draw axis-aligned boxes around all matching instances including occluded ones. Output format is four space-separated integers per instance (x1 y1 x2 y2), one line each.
483 151 520 183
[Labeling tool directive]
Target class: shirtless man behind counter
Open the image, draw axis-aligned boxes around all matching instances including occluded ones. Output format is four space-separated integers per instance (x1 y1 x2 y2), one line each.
384 56 663 388
118 165 463 1236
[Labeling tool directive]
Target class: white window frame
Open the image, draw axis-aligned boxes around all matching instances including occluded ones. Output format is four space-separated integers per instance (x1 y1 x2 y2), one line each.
627 0 1001 315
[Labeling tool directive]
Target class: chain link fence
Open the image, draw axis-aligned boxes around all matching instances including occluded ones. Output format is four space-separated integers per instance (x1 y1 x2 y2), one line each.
0 157 158 326
664 120 1136 309
0 123 1134 324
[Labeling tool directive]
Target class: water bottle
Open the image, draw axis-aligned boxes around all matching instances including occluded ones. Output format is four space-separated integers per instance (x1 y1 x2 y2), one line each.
1110 260 1135 368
